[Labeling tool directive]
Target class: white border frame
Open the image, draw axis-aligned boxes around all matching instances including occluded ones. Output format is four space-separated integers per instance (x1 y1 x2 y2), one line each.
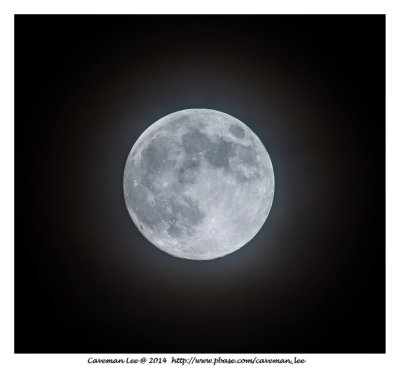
2 1 398 367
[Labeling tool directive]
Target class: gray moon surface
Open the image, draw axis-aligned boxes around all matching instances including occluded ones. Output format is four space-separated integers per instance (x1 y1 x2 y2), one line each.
123 109 274 260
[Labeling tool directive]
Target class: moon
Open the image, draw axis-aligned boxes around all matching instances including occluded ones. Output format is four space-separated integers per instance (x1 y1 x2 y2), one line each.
123 109 274 260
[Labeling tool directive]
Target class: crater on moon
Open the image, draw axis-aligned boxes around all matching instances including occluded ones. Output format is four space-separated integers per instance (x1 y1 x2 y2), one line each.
123 109 275 260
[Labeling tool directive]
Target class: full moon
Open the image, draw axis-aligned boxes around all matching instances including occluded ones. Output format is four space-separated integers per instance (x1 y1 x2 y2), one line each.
123 109 274 260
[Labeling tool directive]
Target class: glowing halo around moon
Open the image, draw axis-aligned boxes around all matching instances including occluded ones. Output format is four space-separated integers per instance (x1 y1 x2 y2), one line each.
123 109 274 260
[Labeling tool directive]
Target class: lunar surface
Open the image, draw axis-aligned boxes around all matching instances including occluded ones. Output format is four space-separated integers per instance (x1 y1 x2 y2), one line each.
123 109 274 260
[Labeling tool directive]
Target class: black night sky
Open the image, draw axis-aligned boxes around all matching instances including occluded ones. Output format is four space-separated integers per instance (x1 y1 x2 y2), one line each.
15 15 385 353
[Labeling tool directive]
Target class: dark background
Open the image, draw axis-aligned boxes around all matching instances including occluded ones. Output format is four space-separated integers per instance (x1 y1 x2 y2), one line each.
15 15 385 353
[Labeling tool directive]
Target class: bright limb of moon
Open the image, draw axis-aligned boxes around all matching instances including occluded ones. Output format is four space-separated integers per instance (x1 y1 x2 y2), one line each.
123 109 274 260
